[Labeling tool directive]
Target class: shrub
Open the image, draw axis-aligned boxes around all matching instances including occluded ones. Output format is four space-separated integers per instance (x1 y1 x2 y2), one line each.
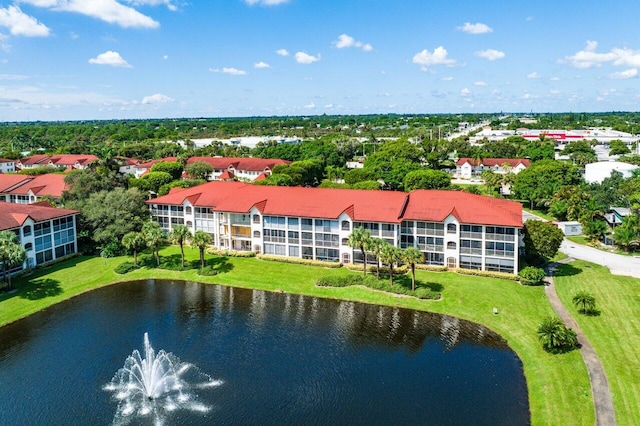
537 316 579 353
316 275 363 287
114 261 141 274
414 264 448 272
413 287 441 300
207 248 256 258
344 263 409 274
197 265 218 276
454 268 519 281
256 254 342 268
519 266 546 286
572 290 597 314
316 273 441 300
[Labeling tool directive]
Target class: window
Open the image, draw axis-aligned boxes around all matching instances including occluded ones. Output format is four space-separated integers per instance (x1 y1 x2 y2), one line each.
341 220 350 231
25 243 33 251
253 230 261 238
253 214 261 224
23 225 32 237
288 246 299 257
185 206 192 214
447 223 457 234
447 241 457 250
459 255 482 271
288 217 299 229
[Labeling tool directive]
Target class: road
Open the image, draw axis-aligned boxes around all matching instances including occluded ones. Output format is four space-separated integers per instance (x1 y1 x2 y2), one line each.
560 239 640 278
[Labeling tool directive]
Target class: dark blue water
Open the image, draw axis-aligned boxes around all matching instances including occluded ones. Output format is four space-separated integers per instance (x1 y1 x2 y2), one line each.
0 280 529 425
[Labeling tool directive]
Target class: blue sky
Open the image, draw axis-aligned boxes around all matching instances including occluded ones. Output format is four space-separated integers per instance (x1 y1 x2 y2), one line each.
0 0 638 121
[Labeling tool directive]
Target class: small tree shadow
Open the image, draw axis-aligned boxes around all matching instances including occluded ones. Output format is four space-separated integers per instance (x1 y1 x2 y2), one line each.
208 257 233 274
19 278 63 300
420 281 444 292
552 263 582 277
580 309 601 317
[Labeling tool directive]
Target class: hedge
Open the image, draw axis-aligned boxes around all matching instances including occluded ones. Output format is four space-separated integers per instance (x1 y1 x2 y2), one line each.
114 261 141 274
206 248 256 258
344 263 409 274
256 254 343 268
316 274 440 300
453 268 519 281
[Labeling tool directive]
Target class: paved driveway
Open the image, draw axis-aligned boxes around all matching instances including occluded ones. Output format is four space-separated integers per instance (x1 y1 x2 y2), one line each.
560 239 640 278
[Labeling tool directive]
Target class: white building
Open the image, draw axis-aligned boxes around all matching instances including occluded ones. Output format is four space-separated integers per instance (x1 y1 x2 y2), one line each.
0 158 16 173
455 158 531 179
148 181 523 274
0 202 79 273
584 161 639 184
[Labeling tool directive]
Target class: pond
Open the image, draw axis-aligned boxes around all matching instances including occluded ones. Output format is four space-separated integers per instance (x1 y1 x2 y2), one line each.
0 279 529 425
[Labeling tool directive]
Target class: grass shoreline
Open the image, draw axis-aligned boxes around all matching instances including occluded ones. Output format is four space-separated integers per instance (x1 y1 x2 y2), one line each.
2 246 595 425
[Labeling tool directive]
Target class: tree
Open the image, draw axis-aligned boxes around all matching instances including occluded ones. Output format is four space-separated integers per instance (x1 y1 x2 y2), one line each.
128 171 174 195
613 214 640 252
168 224 192 268
150 161 184 180
580 219 608 243
347 227 372 277
185 161 214 181
572 291 596 314
403 169 451 191
402 247 424 291
0 231 26 290
121 232 146 265
70 187 149 252
363 138 422 189
609 140 630 156
513 160 582 209
481 170 502 195
523 219 564 262
142 221 165 266
191 230 212 269
344 168 376 185
367 238 385 280
379 243 402 286
537 316 578 353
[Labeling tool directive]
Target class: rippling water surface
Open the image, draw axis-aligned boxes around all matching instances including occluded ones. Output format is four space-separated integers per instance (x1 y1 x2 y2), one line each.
0 279 529 425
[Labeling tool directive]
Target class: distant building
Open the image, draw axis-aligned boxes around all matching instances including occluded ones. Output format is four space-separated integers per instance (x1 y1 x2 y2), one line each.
455 158 531 179
0 202 78 272
185 157 291 181
147 181 523 274
0 174 67 204
555 221 582 236
604 207 631 229
470 127 638 145
584 161 639 184
16 154 99 171
0 158 16 173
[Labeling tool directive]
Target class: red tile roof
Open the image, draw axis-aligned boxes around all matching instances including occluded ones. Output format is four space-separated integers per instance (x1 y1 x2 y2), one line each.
0 174 68 198
186 156 290 172
19 154 98 168
0 202 78 231
148 181 523 227
0 158 14 163
18 154 50 166
456 158 531 168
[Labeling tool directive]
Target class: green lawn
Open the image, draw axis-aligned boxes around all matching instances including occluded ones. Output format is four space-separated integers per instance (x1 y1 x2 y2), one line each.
554 260 640 426
1 246 594 425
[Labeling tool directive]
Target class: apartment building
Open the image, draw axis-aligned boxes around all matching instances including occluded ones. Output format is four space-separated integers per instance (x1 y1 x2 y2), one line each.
455 158 531 179
148 181 523 274
0 174 68 204
16 154 99 171
0 202 78 272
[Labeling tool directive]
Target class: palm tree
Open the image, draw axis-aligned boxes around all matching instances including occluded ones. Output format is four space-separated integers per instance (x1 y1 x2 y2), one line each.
572 291 596 314
168 224 192 268
367 238 385 280
142 222 165 267
537 316 578 353
121 231 146 265
0 230 26 290
402 247 424 291
347 227 372 277
191 230 212 269
379 243 401 287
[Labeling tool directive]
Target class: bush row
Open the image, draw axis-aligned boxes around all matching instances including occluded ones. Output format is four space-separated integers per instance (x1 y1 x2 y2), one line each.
344 263 409 274
414 264 448 272
256 254 342 268
197 265 218 276
453 268 519 281
316 274 440 300
206 248 256 258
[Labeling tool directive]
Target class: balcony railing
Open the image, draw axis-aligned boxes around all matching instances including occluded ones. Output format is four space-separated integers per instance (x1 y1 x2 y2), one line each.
485 249 515 257
460 232 483 240
460 247 483 255
485 233 515 242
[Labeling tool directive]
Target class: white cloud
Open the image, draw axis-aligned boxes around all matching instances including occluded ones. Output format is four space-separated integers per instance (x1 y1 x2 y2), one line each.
550 76 560 81
20 0 159 29
162 54 168 60
0 74 29 80
244 0 289 5
549 89 561 95
254 61 270 69
458 22 493 34
474 81 488 86
460 88 471 96
125 0 180 11
441 76 453 81
475 49 505 61
527 72 540 79
275 48 289 56
294 51 320 64
610 68 638 79
88 51 132 67
209 67 247 75
141 93 173 104
563 41 618 68
333 34 373 51
412 46 456 70
0 6 50 37
611 48 640 68
303 101 315 109
525 16 534 22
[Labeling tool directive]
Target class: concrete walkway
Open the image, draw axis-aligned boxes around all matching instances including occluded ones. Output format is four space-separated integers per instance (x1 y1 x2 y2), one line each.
545 261 617 426
560 239 640 278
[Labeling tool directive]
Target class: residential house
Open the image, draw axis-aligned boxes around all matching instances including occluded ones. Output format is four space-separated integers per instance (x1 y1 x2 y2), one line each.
16 154 99 171
0 174 68 204
455 158 531 179
147 181 523 274
185 157 290 181
0 158 16 173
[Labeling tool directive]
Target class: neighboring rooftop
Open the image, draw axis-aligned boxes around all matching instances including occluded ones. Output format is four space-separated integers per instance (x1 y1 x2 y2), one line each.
0 202 78 231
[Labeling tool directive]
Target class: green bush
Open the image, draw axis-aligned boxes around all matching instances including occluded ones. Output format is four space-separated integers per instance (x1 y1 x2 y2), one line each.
207 248 256 258
256 254 342 268
413 287 441 300
197 265 218 276
316 273 441 300
414 264 448 272
519 266 546 286
454 268 519 281
316 275 363 287
537 316 579 353
344 263 409 274
114 261 141 274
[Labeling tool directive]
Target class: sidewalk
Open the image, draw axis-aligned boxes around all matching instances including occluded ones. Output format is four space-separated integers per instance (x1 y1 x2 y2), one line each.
560 240 640 278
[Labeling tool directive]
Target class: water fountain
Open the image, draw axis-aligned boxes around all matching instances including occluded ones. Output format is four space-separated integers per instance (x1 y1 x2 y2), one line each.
104 333 222 425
